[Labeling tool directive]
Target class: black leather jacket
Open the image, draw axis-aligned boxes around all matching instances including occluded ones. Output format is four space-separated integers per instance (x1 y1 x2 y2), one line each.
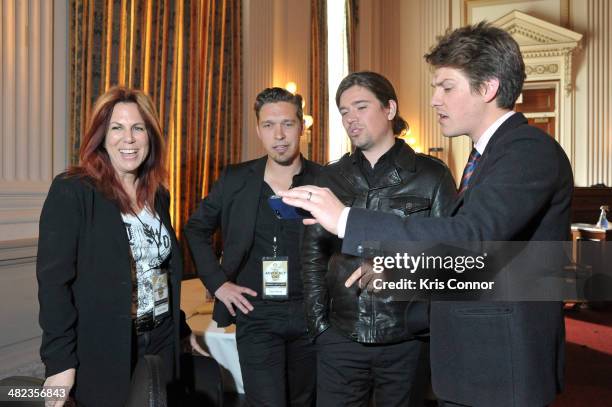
302 140 457 343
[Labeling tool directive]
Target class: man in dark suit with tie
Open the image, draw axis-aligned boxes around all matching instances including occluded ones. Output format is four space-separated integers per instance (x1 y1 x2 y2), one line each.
280 22 573 407
185 87 320 406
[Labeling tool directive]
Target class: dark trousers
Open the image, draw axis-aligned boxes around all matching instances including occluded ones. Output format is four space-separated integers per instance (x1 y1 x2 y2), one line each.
316 326 424 407
131 316 175 395
236 300 317 407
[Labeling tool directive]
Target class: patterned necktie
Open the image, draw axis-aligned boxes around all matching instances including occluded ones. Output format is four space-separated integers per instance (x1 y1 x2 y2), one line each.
458 148 481 195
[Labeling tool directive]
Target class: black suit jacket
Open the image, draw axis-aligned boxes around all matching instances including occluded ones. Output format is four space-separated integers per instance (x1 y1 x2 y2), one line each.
37 174 189 407
184 156 321 327
343 113 573 406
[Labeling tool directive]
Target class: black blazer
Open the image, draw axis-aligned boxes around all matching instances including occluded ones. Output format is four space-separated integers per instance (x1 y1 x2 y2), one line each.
184 156 321 327
37 174 189 407
343 113 573 406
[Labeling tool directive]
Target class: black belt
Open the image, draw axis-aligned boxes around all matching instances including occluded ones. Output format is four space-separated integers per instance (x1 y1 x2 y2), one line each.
133 312 169 335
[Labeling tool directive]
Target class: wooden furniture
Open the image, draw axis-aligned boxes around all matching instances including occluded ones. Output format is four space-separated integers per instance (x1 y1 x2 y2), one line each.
571 187 612 224
515 86 556 138
571 224 612 242
567 188 612 303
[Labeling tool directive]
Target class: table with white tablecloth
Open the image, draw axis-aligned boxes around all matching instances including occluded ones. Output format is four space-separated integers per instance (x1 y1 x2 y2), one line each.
201 318 244 394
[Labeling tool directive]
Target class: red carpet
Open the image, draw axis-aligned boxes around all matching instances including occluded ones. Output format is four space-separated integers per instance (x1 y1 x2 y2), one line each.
552 306 612 407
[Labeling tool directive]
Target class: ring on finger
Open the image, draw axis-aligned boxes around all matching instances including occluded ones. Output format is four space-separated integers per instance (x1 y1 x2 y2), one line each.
307 191 312 201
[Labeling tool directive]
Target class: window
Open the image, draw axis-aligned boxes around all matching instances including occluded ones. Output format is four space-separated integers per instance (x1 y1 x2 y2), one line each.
327 0 350 161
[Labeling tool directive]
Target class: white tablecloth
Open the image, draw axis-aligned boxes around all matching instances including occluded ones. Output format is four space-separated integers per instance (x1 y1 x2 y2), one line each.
202 320 244 393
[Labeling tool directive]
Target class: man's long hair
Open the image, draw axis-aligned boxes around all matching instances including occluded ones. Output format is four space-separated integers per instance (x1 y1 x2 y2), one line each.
335 71 408 135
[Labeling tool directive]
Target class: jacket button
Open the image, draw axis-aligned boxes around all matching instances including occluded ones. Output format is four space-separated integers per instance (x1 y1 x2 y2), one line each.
357 245 363 254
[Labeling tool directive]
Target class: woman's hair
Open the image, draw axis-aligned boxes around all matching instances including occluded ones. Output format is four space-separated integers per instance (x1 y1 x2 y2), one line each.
68 86 167 214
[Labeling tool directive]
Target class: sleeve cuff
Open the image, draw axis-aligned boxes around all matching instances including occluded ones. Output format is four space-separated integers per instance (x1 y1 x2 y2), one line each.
337 207 351 239
44 354 78 378
201 271 228 296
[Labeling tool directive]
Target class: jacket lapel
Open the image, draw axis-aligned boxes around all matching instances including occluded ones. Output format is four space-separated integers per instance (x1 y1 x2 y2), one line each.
155 193 178 255
234 157 266 253
451 112 528 214
155 192 183 288
339 154 369 192
390 140 417 188
97 190 132 271
470 112 527 189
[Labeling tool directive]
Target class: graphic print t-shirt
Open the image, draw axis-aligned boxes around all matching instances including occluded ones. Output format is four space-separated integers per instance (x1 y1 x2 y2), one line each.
121 207 171 318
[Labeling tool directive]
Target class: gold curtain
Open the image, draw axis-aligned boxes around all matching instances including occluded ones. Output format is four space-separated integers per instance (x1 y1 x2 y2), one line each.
346 0 358 73
70 0 242 276
309 0 328 164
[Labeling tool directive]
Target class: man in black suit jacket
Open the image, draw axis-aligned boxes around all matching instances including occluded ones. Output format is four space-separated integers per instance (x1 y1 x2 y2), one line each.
280 23 572 407
184 87 320 406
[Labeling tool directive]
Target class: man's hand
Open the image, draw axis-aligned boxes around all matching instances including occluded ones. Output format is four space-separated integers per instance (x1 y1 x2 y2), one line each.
278 186 346 235
214 281 257 317
43 368 74 407
345 262 379 293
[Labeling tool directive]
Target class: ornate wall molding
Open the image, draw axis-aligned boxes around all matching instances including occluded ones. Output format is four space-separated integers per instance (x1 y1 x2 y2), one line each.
494 10 582 167
506 25 558 44
495 11 582 93
525 63 560 75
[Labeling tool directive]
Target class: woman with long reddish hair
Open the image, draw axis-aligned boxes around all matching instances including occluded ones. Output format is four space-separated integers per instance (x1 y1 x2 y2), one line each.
37 87 205 406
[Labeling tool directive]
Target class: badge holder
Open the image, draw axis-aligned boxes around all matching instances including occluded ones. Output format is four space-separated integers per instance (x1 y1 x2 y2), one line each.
152 270 170 317
262 237 289 299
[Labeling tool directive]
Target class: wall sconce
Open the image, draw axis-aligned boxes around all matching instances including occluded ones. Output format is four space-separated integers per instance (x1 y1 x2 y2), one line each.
304 114 314 130
285 81 313 130
285 81 298 95
399 128 421 153
400 128 416 145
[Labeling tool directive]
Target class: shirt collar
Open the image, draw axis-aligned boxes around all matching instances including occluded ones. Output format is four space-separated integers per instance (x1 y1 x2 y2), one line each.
355 137 402 169
474 111 515 155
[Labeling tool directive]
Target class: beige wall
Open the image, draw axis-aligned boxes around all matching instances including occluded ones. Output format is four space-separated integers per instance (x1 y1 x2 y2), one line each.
244 0 612 186
571 0 612 186
362 0 612 186
0 0 69 378
0 0 68 241
454 0 611 187
356 0 460 177
242 0 311 161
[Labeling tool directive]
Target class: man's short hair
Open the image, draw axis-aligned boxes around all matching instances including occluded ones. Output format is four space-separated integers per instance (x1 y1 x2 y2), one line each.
424 21 525 109
335 71 408 135
254 87 304 124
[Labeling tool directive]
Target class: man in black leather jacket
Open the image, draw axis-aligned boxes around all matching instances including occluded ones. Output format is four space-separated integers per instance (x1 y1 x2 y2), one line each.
302 72 456 406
